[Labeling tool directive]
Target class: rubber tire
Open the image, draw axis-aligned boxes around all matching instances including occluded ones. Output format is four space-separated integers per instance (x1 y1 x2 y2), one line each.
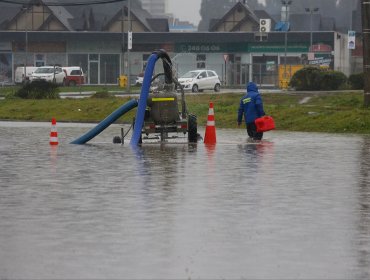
188 114 198 143
113 136 122 144
214 83 221 92
192 84 198 93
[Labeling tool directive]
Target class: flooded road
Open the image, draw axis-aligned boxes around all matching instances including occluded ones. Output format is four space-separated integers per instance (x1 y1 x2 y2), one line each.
0 121 370 279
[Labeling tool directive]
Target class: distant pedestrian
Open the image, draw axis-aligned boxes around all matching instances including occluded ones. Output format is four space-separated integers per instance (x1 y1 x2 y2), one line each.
237 82 265 140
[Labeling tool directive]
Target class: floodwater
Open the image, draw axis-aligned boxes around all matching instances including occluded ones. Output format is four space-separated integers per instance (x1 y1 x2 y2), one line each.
0 121 370 279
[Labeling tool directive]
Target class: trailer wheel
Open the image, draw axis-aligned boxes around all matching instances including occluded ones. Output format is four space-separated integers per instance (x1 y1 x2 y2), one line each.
188 114 198 143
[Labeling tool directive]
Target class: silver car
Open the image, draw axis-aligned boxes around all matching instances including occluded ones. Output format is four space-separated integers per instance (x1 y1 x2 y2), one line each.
178 70 221 92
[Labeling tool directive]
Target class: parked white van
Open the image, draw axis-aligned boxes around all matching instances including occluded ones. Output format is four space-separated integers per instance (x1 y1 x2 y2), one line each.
14 66 38 84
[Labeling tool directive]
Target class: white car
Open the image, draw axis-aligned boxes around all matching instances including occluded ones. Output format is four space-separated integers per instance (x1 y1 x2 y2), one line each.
135 73 144 85
178 70 221 92
30 66 66 85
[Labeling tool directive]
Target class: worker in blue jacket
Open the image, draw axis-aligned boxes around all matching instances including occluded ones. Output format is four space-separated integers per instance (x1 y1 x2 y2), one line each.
237 82 265 140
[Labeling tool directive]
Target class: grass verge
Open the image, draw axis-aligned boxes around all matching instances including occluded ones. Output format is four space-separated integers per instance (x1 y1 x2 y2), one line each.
0 91 370 134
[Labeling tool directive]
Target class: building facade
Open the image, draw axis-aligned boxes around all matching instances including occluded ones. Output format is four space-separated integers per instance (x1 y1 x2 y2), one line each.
0 30 351 87
0 0 359 87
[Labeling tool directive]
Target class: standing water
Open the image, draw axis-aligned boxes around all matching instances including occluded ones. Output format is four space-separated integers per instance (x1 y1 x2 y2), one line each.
0 121 369 279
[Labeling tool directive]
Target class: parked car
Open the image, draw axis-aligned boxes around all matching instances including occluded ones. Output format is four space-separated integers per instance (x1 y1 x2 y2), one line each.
14 66 38 84
30 66 66 85
177 70 221 92
62 66 84 86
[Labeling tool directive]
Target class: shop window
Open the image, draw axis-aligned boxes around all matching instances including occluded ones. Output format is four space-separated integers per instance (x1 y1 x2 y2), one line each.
0 53 12 83
100 54 120 84
142 54 150 71
89 54 99 61
35 54 45 67
196 54 206 69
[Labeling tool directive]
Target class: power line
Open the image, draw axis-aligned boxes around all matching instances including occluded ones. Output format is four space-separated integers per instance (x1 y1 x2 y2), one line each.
0 0 125 6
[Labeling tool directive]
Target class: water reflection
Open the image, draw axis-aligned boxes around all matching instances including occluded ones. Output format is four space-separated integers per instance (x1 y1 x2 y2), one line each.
356 137 370 279
1 122 370 279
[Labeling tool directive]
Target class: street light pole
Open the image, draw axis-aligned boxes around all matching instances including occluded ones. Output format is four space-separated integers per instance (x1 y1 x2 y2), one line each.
121 5 125 76
282 0 292 82
22 5 30 83
126 0 131 94
305 7 319 50
362 0 370 107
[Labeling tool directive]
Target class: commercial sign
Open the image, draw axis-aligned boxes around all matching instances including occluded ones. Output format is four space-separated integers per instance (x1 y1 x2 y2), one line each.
175 43 245 53
128 32 132 50
348 31 356 50
266 61 276 71
248 43 308 53
308 53 333 67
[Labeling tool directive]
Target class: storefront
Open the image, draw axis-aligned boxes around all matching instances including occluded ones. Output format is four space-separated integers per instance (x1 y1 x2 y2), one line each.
0 31 345 87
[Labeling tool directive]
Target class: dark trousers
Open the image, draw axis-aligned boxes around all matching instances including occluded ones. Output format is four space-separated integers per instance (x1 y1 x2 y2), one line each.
247 122 263 140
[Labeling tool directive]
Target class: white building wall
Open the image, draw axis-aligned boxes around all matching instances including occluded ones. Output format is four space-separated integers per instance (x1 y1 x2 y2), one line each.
334 32 351 76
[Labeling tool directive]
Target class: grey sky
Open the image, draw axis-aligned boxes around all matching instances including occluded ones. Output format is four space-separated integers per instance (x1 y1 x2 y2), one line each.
167 0 202 25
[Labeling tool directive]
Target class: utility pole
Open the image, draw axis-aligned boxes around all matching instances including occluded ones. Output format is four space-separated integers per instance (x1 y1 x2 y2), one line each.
121 5 125 77
281 0 292 89
21 5 30 83
305 7 319 50
362 0 370 107
126 0 131 94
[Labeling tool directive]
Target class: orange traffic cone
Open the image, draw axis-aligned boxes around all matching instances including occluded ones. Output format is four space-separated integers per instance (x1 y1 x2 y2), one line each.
204 102 216 144
49 118 59 145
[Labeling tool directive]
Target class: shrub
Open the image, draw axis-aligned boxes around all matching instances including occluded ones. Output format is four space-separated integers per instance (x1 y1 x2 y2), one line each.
91 91 111 98
15 80 60 99
319 71 348 90
290 67 348 91
348 73 364 90
289 67 322 91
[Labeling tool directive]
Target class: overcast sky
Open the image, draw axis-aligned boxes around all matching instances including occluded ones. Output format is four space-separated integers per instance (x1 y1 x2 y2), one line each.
167 0 202 25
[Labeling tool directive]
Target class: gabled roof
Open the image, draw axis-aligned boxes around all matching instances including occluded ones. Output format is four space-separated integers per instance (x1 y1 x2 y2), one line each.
101 4 150 32
209 1 259 32
102 3 168 32
0 3 21 29
254 10 276 26
1 0 73 31
102 3 169 32
47 1 74 31
0 0 168 32
147 18 169 32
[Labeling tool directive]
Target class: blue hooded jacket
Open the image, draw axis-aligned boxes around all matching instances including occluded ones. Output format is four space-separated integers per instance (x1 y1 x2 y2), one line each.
237 82 265 124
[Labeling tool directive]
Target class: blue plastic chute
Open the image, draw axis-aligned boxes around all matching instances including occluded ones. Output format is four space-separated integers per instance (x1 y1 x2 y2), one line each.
70 99 138 144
